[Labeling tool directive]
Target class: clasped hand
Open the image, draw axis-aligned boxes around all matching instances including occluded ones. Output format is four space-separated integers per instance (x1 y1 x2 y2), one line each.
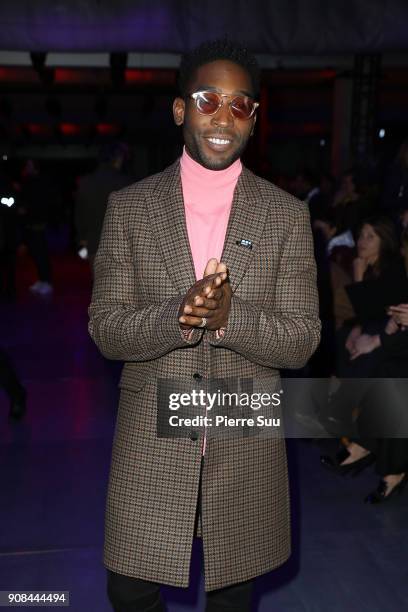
178 258 232 331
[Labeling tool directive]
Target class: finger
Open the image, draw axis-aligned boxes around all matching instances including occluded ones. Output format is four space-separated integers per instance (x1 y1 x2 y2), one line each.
206 288 223 299
184 305 214 318
213 274 225 287
203 283 214 296
203 258 219 278
202 274 224 295
193 295 219 310
215 261 228 274
179 315 207 327
195 297 219 310
194 287 222 304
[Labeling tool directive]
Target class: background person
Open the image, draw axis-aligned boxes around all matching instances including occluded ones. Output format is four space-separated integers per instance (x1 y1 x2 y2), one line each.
18 159 55 296
74 142 132 272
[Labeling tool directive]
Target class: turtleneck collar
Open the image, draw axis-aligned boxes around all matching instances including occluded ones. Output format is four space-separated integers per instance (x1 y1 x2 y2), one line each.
180 146 242 196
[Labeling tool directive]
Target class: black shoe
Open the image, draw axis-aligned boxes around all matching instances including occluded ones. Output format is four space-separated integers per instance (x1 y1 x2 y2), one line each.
9 386 27 420
365 473 408 504
321 447 375 477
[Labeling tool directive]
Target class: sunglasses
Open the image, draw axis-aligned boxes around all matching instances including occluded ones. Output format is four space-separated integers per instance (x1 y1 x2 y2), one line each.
188 90 259 120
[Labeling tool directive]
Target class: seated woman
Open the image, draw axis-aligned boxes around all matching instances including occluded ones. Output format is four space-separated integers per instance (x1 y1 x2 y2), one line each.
321 305 408 503
336 215 408 379
320 216 406 424
321 225 408 503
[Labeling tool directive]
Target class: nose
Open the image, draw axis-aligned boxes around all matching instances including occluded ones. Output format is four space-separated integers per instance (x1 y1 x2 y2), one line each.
211 100 234 127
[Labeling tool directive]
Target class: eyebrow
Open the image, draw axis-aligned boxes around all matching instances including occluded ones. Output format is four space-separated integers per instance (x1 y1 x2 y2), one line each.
194 84 254 98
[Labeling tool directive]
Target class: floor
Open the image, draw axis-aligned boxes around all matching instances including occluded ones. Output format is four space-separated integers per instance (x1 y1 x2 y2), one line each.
0 250 407 611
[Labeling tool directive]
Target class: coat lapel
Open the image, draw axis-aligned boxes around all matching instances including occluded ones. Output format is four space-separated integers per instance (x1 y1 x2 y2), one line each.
146 161 196 294
146 161 270 295
221 167 270 292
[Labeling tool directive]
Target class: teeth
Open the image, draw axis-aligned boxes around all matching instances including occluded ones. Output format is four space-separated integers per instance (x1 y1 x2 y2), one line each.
208 138 231 145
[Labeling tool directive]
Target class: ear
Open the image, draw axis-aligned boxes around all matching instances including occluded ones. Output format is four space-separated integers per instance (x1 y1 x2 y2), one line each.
250 113 257 136
173 97 185 126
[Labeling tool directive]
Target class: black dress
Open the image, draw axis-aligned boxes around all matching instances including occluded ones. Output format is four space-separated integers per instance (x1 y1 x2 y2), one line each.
336 257 408 379
327 258 408 474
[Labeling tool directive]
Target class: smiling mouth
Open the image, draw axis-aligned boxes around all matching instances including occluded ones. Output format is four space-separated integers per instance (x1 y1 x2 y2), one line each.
204 136 234 151
207 137 231 145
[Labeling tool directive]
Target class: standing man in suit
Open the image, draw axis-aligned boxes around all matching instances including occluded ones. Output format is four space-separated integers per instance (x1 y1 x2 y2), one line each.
89 40 320 612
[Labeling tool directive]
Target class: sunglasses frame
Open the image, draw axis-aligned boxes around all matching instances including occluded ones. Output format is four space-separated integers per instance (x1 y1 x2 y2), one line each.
188 90 259 120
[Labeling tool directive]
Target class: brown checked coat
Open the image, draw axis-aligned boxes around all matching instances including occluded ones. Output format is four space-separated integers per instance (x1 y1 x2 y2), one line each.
88 160 320 591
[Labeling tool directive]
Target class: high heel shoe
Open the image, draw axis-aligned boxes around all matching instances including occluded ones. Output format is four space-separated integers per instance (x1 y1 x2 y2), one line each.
320 447 375 477
364 473 408 504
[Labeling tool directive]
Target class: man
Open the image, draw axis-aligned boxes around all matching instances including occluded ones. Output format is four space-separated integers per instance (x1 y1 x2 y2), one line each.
89 40 320 612
293 168 323 223
19 159 55 295
75 142 132 271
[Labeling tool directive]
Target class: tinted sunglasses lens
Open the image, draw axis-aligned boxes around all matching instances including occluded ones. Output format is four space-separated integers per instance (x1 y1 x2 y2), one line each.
231 96 255 119
195 92 220 114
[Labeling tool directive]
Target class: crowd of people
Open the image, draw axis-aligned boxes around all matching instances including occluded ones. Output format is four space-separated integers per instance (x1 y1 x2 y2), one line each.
289 142 408 505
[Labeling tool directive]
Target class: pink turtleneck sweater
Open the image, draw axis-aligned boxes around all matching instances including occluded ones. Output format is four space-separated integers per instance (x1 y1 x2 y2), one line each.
180 147 242 280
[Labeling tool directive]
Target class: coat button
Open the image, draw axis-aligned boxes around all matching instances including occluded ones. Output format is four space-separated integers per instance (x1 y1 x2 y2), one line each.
193 372 202 380
190 431 199 441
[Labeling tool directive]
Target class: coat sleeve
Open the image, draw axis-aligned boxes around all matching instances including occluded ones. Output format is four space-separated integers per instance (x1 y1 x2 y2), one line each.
88 193 203 361
209 205 321 369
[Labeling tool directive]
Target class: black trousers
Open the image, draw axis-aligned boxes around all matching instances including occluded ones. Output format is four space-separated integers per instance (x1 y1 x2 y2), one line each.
107 569 254 612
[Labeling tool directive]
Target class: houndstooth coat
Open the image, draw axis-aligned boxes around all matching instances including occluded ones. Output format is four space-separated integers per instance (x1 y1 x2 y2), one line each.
88 160 320 591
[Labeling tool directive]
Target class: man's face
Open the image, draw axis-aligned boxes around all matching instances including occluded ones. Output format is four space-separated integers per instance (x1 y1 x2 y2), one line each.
173 60 257 170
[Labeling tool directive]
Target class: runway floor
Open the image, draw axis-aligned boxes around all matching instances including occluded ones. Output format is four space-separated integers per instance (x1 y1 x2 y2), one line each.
1 251 407 611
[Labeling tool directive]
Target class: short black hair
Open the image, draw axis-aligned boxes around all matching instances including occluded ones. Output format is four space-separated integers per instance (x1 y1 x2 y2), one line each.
178 39 260 99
